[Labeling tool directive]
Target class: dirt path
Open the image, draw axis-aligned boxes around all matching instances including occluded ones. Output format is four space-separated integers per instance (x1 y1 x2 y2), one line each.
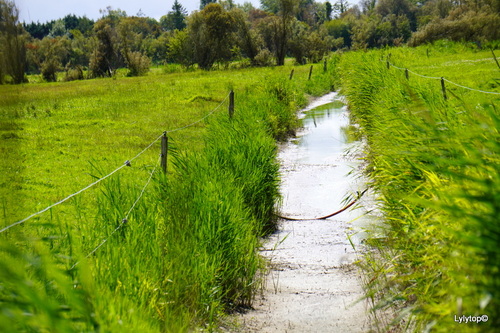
236 93 371 332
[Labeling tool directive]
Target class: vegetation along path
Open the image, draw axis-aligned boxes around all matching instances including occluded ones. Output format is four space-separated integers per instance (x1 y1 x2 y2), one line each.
237 92 373 332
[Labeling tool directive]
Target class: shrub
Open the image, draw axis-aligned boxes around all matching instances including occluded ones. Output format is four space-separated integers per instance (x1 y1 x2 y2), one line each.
40 58 60 82
253 48 274 66
64 65 84 81
125 51 151 77
409 9 500 46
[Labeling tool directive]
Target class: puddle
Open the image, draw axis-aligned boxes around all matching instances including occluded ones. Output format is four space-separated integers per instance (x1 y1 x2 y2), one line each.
236 92 372 332
278 92 370 240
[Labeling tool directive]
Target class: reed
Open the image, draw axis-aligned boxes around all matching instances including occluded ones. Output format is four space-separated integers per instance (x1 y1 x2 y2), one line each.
339 43 499 332
0 60 336 331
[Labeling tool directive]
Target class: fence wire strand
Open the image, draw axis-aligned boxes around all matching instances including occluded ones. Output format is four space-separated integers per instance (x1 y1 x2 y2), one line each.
442 78 500 95
387 61 500 95
129 133 164 163
70 156 160 270
0 162 129 234
2 92 230 234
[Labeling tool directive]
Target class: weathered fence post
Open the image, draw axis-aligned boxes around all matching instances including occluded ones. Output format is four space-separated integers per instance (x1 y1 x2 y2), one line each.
308 65 313 80
289 69 294 80
229 90 235 118
161 132 168 174
386 61 390 69
441 77 447 101
405 68 409 80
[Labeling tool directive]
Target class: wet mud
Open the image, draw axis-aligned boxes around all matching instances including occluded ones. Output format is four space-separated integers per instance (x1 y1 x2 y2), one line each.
237 92 371 332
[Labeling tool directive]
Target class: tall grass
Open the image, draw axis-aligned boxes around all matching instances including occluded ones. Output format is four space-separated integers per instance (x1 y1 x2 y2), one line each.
0 60 337 331
338 43 499 332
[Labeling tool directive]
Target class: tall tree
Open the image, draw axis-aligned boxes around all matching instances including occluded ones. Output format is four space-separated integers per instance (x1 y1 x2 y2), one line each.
89 18 119 77
200 0 217 9
48 19 67 37
160 0 188 31
333 0 349 17
276 0 298 65
326 1 333 20
260 0 280 13
0 0 27 84
187 3 237 69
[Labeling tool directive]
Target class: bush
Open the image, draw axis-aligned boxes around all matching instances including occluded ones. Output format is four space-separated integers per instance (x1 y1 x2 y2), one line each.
289 24 333 65
409 9 500 46
40 58 59 82
125 51 151 77
253 48 274 67
64 65 84 81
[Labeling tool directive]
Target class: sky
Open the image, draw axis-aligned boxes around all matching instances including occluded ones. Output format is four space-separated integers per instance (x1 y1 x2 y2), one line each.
15 0 262 23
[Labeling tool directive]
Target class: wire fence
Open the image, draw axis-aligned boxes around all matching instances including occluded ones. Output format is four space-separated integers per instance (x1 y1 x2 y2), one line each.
1 92 230 235
70 155 161 270
386 60 500 96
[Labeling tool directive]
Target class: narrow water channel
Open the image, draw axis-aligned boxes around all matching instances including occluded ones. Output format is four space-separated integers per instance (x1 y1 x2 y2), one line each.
238 92 371 332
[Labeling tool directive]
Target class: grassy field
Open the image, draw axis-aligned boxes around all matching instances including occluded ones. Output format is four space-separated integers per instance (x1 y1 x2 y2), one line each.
337 41 499 332
5 41 497 332
0 62 335 331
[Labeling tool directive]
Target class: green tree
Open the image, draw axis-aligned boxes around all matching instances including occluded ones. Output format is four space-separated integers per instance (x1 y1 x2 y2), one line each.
187 3 237 69
67 28 93 67
0 0 27 84
326 1 333 20
117 17 152 76
200 0 217 9
33 36 71 81
332 0 349 17
260 0 281 13
48 19 67 37
323 16 354 48
376 0 417 30
167 29 195 66
160 0 188 31
89 18 119 77
360 0 376 13
289 21 332 64
276 0 299 65
232 8 261 63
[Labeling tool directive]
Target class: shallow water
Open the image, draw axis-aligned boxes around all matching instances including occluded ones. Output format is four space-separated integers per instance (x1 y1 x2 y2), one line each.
238 92 372 332
279 92 368 233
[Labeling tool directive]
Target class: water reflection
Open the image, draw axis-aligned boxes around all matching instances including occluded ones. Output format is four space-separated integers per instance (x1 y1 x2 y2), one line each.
296 99 352 165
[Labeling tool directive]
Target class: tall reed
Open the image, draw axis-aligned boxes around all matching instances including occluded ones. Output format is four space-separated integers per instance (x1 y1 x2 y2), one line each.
0 61 336 331
338 43 499 332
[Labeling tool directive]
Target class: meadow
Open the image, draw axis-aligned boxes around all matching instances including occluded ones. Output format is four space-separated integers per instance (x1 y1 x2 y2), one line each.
0 62 335 331
3 41 498 332
337 41 499 332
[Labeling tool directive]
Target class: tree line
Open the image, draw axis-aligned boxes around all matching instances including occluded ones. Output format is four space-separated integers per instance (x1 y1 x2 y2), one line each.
0 0 498 84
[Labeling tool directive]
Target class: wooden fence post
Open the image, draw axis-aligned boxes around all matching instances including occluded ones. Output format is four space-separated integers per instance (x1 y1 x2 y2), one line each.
441 77 447 101
323 58 327 72
229 90 235 118
161 132 168 174
386 61 390 69
405 68 409 80
289 69 294 80
308 65 313 80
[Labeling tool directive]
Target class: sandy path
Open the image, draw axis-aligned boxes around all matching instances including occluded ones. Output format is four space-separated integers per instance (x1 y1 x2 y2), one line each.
236 93 371 332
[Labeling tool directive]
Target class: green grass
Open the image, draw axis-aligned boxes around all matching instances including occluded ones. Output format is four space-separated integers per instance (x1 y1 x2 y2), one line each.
337 42 499 332
0 61 336 331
